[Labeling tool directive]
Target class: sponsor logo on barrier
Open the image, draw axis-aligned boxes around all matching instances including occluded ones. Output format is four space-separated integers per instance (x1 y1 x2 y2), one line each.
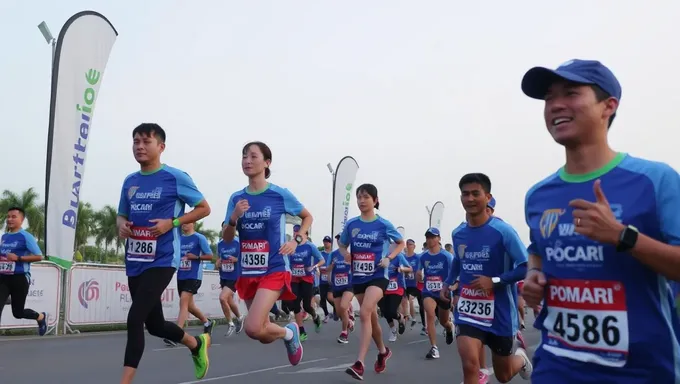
0 263 61 329
78 278 99 309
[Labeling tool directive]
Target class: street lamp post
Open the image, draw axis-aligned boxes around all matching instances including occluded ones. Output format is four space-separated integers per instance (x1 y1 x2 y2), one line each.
37 21 56 72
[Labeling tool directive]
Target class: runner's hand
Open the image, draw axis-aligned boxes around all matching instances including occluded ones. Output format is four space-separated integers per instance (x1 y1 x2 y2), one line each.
229 256 238 263
5 253 18 261
380 258 390 268
231 199 250 222
149 218 173 237
523 268 547 308
279 240 297 255
440 286 451 302
569 179 625 245
470 275 493 292
118 220 133 238
215 258 221 267
185 253 198 260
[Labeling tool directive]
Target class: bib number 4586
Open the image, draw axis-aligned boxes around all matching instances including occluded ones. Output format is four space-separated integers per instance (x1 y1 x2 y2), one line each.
551 312 621 347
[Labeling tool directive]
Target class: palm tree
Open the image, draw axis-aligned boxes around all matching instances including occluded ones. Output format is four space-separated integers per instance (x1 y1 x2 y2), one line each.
0 188 43 240
194 221 218 246
94 205 122 262
75 202 96 258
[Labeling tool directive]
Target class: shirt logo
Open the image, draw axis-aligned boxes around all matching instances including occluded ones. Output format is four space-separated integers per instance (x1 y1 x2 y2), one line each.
458 244 467 258
352 228 361 237
540 209 565 238
127 186 139 200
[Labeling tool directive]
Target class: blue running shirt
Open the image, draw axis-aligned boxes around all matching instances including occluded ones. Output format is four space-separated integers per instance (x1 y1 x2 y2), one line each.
404 253 421 288
525 153 680 384
329 249 352 291
0 230 41 275
385 252 410 295
218 238 240 281
290 242 323 281
339 215 403 285
419 249 454 298
447 217 528 337
319 250 332 286
225 183 303 277
178 232 212 281
118 165 205 277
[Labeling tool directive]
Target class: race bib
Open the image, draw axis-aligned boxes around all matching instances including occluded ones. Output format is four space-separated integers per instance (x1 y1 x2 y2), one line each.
457 285 495 326
334 273 349 286
320 268 328 282
405 272 415 280
292 264 306 277
221 262 234 273
425 276 443 292
542 279 629 367
352 253 375 276
0 260 15 274
127 227 157 262
179 258 192 270
387 278 398 291
240 240 270 273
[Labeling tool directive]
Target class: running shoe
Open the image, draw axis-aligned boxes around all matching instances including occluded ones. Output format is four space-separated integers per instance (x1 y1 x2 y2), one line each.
204 319 216 335
225 323 236 337
388 329 397 342
235 314 246 334
191 333 211 379
398 318 406 335
283 322 303 366
426 346 440 359
346 361 364 381
478 369 489 384
337 331 349 344
313 315 322 333
163 338 177 347
37 312 48 336
514 347 533 380
299 332 308 342
445 326 454 345
374 347 392 373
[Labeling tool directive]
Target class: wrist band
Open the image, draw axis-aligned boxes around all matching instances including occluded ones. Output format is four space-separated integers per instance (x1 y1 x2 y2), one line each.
172 218 181 227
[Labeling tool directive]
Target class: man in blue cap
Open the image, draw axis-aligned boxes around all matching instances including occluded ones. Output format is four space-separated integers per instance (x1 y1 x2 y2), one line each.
522 59 680 384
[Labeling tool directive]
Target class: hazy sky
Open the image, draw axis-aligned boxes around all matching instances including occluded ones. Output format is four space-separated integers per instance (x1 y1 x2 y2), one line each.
2 1 679 247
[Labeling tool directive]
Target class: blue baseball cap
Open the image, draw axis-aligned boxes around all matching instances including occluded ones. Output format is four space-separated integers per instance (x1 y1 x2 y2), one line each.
521 59 622 101
425 227 440 237
487 197 496 210
322 236 332 243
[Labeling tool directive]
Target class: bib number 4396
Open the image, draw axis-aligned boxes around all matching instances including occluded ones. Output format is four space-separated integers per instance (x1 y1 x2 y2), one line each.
240 240 270 273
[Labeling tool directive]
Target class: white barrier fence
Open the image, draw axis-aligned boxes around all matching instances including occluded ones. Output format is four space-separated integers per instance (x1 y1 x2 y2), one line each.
1 262 417 333
0 263 61 330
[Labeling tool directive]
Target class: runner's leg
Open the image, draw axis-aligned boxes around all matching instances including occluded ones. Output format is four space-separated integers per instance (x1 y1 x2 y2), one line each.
243 288 287 343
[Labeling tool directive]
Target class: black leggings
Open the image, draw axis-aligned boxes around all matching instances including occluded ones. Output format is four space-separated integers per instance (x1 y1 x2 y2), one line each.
287 281 316 316
406 287 425 325
124 267 185 369
379 294 402 324
319 284 335 316
0 274 40 321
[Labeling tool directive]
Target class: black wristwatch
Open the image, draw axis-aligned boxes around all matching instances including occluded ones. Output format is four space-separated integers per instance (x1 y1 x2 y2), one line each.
294 235 303 244
616 225 639 252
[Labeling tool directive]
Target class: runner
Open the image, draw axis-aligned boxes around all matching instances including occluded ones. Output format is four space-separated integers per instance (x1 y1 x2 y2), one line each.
164 221 215 346
339 183 405 380
0 207 48 335
222 140 311 367
442 173 531 384
286 224 324 341
216 230 245 337
379 242 411 342
319 236 336 322
403 239 423 329
419 227 454 359
329 233 355 343
117 123 211 383
521 59 680 383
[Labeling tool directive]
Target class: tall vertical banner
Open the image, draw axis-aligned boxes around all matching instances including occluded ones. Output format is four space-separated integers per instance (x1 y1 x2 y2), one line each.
330 156 359 248
429 201 445 229
396 226 406 238
45 11 118 269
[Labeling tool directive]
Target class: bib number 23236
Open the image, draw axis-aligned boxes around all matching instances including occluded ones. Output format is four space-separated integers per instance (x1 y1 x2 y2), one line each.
543 279 629 367
0 261 15 274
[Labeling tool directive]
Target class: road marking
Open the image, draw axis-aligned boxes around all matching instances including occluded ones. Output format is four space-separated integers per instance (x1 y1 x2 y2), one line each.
152 343 222 352
406 339 428 345
279 363 351 374
459 367 495 384
176 358 328 384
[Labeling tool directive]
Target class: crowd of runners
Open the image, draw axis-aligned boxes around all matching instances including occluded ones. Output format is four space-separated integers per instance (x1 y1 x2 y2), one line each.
2 58 680 384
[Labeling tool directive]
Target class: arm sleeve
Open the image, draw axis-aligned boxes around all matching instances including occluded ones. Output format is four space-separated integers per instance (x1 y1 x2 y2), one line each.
198 235 213 255
224 194 237 224
383 219 403 242
175 171 205 207
311 244 324 263
280 188 304 216
654 164 680 245
117 182 130 217
23 233 42 256
398 253 409 267
445 255 460 286
339 223 351 247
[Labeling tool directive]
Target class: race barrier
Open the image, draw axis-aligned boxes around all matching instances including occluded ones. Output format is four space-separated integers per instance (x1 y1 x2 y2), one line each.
0 262 61 330
1 262 415 334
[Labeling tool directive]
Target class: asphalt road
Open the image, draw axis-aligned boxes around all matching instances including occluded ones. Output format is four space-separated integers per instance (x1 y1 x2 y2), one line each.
0 316 539 384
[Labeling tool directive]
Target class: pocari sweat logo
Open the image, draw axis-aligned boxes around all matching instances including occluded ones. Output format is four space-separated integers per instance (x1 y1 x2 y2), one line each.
78 278 100 309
